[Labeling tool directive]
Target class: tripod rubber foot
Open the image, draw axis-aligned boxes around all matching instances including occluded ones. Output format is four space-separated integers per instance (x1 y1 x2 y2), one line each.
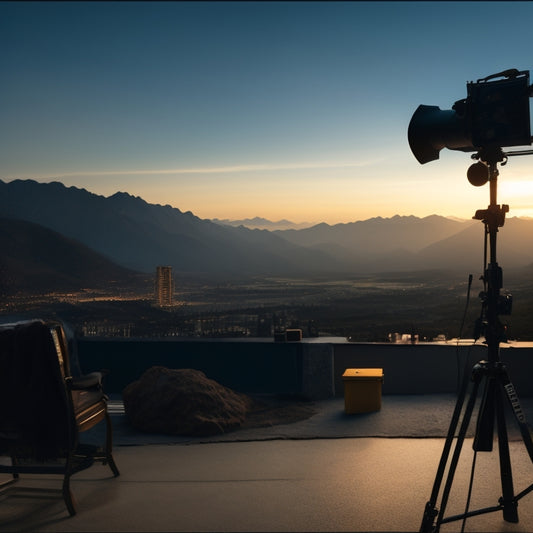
501 498 519 523
420 502 438 533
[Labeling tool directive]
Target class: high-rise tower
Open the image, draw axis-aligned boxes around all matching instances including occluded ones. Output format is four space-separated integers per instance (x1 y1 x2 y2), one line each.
155 266 173 306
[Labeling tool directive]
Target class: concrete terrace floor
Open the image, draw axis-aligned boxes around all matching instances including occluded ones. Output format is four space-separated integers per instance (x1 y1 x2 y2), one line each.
1 397 533 532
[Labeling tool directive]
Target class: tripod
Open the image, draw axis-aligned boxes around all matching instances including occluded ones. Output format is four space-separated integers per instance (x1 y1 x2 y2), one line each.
420 147 533 532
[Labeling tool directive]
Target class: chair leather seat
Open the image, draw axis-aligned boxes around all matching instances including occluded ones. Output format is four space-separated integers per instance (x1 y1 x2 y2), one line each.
71 389 107 432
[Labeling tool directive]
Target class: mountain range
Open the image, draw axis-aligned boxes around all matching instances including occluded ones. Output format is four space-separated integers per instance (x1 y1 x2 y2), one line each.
212 217 313 231
0 179 339 279
1 179 533 291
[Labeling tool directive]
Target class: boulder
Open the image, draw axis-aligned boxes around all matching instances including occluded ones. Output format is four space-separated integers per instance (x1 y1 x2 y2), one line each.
122 367 252 436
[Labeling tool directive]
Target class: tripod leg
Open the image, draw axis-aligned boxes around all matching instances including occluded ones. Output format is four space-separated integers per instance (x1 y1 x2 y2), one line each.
434 378 481 531
420 370 482 533
498 366 533 504
420 360 472 532
500 368 533 464
495 382 519 522
474 376 496 452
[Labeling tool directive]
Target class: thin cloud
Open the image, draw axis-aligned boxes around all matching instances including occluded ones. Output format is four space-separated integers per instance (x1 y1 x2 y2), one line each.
36 160 380 179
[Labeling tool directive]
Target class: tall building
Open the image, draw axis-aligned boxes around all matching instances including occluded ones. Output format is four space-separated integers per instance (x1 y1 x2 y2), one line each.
155 266 173 306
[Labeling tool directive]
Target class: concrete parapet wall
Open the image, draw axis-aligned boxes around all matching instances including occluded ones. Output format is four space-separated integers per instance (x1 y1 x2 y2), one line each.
333 343 481 396
334 343 533 397
301 343 334 400
77 338 302 396
77 338 533 399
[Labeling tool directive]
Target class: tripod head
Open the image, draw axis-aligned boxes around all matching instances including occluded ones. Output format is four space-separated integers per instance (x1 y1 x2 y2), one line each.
473 203 508 230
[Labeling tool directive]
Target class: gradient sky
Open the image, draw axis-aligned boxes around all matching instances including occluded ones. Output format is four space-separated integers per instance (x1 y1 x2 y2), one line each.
2 1 533 224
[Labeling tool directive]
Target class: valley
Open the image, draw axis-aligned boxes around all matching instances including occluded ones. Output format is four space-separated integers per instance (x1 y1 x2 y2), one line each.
5 268 533 342
2 179 533 342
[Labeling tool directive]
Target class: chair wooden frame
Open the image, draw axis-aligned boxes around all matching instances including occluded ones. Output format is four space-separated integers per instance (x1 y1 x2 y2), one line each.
0 320 119 516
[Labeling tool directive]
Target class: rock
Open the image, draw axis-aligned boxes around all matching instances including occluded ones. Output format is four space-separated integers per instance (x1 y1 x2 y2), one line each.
122 367 252 436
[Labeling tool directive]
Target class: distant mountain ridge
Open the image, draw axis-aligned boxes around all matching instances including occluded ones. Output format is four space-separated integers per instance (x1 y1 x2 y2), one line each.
1 179 533 282
275 214 474 253
213 217 313 230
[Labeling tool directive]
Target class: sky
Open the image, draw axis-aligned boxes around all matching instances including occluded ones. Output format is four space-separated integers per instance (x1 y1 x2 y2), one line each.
2 1 533 224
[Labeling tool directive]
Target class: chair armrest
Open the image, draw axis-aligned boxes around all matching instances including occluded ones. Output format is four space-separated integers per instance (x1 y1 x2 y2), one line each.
71 372 104 390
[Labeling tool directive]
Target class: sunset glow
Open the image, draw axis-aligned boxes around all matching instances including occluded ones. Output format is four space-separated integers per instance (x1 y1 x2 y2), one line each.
2 2 532 224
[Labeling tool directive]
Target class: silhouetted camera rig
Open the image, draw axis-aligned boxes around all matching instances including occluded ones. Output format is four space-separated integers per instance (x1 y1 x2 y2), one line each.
409 68 533 164
408 69 533 532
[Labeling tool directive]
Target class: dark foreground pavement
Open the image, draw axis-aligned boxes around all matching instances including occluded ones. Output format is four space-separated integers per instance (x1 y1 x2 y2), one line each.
1 397 533 532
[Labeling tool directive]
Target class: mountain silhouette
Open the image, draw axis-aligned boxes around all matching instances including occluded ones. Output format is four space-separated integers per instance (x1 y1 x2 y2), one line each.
416 217 533 272
0 180 340 276
0 217 143 294
276 215 474 254
213 217 313 230
1 179 533 280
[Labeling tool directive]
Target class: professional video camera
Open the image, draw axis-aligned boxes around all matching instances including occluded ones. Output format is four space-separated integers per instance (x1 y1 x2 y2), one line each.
408 69 533 165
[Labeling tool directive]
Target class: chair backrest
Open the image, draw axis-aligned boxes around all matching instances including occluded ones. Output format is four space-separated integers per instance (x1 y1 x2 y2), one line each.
0 320 75 458
59 320 83 377
49 321 72 379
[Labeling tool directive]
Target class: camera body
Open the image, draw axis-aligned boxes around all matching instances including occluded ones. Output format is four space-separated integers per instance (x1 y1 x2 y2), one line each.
409 69 532 164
